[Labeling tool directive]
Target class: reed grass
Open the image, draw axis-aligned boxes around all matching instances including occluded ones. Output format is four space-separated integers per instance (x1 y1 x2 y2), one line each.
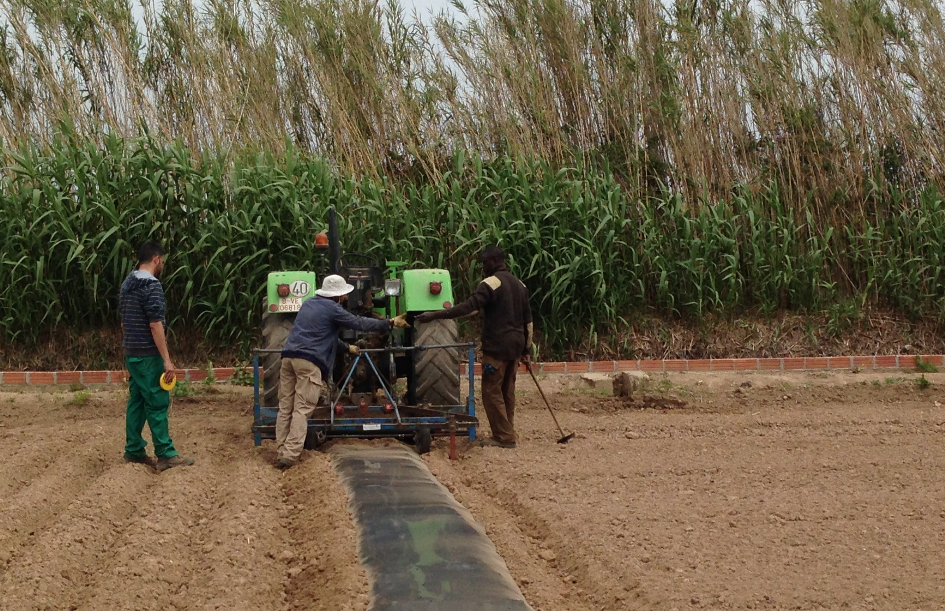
2 134 945 356
0 0 941 205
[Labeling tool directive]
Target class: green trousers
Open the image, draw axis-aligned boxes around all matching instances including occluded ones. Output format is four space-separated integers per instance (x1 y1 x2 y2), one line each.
124 355 178 459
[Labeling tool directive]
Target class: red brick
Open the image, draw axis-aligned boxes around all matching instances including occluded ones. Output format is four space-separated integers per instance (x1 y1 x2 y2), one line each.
57 371 82 384
82 371 109 384
852 356 874 369
109 370 128 383
874 355 898 368
568 362 590 374
640 360 664 372
688 360 711 372
542 363 566 373
615 360 639 371
828 357 852 370
783 358 805 370
664 360 687 372
733 359 758 371
710 359 734 371
759 358 782 371
899 355 917 369
4 372 27 385
214 367 236 381
920 355 944 367
473 364 483 376
805 357 828 370
593 361 617 373
187 369 208 382
30 372 55 385
460 364 467 376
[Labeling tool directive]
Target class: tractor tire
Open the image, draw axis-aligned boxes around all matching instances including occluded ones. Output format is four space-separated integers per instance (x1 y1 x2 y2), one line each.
261 311 296 407
413 319 461 407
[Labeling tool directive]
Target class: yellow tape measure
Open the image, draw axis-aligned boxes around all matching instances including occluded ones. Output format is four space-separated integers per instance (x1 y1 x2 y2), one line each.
159 372 177 391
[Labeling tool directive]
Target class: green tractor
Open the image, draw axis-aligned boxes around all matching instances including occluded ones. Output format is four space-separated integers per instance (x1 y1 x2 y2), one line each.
258 208 463 424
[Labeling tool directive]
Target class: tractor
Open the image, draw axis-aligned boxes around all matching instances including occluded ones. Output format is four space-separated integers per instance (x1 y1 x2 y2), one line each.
252 208 477 452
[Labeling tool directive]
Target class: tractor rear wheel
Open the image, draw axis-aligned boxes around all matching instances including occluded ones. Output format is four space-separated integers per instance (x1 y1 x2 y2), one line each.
261 311 295 407
413 319 461 407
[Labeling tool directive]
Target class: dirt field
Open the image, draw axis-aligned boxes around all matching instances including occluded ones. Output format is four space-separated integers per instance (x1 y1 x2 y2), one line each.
2 369 944 610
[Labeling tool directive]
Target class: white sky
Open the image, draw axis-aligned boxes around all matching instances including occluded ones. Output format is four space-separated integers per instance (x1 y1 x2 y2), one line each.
405 0 455 19
131 0 458 26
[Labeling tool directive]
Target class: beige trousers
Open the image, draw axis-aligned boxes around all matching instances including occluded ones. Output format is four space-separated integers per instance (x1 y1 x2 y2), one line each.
275 358 323 462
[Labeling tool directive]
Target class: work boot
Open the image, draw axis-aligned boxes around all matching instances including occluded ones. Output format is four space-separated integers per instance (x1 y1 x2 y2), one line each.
480 438 517 449
274 458 297 470
156 456 196 472
123 454 157 468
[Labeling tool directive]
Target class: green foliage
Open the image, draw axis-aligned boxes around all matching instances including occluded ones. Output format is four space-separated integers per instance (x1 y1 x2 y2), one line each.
3 137 945 357
172 380 197 399
915 356 938 373
68 389 92 405
917 375 931 390
229 366 254 386
204 361 217 386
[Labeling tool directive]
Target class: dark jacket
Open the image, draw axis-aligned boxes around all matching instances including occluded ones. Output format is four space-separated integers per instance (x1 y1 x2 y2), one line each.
119 270 166 357
282 296 391 377
439 265 533 361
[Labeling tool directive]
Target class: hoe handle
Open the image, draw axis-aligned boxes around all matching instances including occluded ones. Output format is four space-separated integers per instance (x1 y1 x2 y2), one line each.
526 362 567 438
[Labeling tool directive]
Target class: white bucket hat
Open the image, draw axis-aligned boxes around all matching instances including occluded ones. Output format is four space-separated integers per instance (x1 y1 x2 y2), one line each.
316 274 355 297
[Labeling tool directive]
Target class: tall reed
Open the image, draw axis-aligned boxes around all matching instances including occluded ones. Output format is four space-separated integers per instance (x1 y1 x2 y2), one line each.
0 0 942 207
3 135 945 356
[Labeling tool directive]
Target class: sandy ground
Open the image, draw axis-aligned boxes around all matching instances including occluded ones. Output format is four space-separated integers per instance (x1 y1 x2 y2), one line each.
1 368 944 610
428 369 945 611
0 385 366 611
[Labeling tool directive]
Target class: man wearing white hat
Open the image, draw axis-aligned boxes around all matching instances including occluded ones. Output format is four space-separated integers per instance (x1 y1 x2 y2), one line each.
275 274 409 468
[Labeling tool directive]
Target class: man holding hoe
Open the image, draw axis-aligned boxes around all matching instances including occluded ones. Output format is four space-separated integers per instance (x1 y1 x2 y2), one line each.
119 242 195 472
416 246 533 448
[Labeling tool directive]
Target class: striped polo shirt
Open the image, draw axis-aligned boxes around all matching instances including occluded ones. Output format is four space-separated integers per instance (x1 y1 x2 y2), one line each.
119 270 166 357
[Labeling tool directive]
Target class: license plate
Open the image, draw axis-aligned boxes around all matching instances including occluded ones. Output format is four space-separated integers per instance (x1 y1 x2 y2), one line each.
362 424 381 431
276 297 302 312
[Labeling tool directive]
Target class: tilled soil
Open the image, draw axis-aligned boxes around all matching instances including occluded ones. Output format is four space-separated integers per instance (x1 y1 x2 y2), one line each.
428 370 945 611
0 387 366 611
2 370 945 610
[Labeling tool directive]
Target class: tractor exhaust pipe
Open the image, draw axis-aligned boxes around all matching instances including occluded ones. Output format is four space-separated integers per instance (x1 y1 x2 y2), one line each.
328 207 341 275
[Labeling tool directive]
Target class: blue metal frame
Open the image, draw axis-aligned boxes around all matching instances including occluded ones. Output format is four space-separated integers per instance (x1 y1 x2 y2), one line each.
252 343 478 446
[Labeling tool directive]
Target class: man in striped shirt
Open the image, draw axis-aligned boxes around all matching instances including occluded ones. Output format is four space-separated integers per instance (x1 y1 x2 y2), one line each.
119 242 195 472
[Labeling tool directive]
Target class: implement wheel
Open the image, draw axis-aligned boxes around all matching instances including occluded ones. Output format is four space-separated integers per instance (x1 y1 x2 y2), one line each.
415 427 432 455
413 319 461 407
261 310 295 407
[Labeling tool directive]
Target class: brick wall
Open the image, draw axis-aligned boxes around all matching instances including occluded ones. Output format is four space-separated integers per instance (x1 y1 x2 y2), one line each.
1 355 941 386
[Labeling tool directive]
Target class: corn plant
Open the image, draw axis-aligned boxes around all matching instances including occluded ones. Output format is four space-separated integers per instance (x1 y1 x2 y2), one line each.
3 136 945 358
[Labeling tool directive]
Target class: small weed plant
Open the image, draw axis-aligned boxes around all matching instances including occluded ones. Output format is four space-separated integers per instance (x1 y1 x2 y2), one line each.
230 367 254 386
172 381 198 399
68 390 92 405
915 356 938 374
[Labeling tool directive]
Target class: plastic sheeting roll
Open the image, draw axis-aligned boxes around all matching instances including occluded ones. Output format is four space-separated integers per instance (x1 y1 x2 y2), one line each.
331 445 534 611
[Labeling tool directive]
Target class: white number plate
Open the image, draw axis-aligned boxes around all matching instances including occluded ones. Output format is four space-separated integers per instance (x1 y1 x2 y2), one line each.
362 424 382 431
277 297 302 312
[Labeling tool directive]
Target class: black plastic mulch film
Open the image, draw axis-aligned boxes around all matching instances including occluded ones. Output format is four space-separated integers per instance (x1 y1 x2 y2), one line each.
331 445 534 611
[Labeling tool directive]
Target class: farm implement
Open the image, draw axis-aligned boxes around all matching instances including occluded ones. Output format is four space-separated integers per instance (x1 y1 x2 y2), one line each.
251 207 478 452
